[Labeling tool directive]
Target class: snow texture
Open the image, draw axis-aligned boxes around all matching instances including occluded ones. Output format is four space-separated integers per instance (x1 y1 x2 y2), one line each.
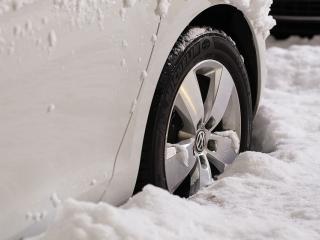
48 30 57 48
139 70 148 82
155 0 171 18
0 0 274 36
173 27 213 54
215 130 240 153
0 0 37 15
52 0 109 26
29 38 320 240
51 0 172 26
0 0 274 55
123 0 137 8
50 193 62 208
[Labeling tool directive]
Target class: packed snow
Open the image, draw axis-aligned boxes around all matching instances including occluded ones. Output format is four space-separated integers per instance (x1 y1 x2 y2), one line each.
28 37 320 240
154 0 171 18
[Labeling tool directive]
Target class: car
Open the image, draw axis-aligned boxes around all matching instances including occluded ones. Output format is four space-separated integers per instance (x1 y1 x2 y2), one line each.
271 0 320 38
0 1 267 239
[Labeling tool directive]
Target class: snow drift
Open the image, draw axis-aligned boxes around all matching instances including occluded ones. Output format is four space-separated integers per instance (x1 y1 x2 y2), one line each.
29 38 320 240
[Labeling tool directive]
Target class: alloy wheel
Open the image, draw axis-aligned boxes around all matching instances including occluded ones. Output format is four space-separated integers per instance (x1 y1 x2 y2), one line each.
165 59 242 194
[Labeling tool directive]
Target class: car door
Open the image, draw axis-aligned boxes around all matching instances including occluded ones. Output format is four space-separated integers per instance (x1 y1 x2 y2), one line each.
0 1 159 239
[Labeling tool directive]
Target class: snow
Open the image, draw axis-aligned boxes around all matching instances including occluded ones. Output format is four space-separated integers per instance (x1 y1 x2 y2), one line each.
122 39 128 48
129 99 137 114
41 17 48 25
0 0 37 15
120 58 127 67
25 19 33 32
155 0 171 18
50 193 62 209
46 104 56 113
140 70 148 82
48 30 57 48
13 25 23 37
123 0 137 8
52 0 109 26
267 35 320 48
119 7 126 21
215 130 240 153
173 27 213 54
0 0 274 35
151 33 157 44
28 37 320 240
167 143 190 168
0 0 274 57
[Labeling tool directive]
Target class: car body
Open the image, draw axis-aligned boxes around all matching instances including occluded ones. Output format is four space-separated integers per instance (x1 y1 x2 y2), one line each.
0 1 267 239
271 0 320 38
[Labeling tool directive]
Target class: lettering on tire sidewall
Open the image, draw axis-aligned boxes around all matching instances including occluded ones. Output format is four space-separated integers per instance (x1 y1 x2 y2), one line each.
173 36 213 81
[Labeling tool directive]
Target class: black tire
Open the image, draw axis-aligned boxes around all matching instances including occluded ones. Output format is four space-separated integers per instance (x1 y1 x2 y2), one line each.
134 28 252 195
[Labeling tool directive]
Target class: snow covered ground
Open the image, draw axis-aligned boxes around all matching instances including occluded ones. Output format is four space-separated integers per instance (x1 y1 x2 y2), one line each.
30 37 320 240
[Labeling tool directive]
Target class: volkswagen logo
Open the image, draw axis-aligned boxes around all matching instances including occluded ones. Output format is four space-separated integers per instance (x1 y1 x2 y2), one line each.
195 130 206 153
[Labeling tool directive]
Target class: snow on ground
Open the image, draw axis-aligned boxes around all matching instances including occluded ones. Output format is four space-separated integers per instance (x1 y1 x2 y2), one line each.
267 35 320 48
30 39 320 240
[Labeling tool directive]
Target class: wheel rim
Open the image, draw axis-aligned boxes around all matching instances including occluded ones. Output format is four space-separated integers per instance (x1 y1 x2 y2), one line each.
165 59 242 194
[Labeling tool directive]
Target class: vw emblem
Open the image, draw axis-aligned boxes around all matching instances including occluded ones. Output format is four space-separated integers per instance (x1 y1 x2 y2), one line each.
195 130 206 153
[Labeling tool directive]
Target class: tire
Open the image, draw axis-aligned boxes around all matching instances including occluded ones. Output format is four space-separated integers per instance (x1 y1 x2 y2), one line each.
135 28 252 197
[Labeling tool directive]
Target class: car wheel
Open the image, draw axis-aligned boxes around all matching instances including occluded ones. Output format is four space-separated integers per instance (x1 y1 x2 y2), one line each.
135 28 252 197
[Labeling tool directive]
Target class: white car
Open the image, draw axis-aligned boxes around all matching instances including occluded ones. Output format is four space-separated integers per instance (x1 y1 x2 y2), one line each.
0 1 268 239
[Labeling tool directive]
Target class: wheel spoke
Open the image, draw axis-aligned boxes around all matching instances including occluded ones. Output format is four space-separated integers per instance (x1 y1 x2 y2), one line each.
165 139 197 193
175 70 204 134
206 131 240 173
198 154 214 188
220 88 242 139
203 66 223 122
206 67 234 130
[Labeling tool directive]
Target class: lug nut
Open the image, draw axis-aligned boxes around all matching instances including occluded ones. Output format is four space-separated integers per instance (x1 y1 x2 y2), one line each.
205 117 215 130
197 120 203 130
199 155 207 168
207 139 217 152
